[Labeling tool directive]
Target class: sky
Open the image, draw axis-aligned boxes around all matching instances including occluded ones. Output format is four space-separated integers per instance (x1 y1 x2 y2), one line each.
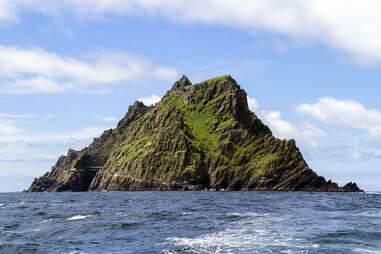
0 0 381 192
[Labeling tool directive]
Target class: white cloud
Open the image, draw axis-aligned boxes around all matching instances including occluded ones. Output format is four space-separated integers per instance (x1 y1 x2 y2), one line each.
248 96 326 148
0 112 30 135
0 1 17 23
49 127 106 144
153 66 179 81
0 126 105 145
313 146 375 162
247 97 259 112
0 126 108 162
1 1 381 64
0 45 178 94
261 110 326 148
138 94 161 106
0 112 35 120
0 110 113 192
0 123 20 135
2 77 68 94
297 97 381 138
93 114 117 122
0 111 108 156
0 123 110 191
258 107 378 162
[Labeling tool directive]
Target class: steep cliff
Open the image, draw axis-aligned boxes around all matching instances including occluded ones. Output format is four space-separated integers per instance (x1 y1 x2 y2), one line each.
26 75 362 192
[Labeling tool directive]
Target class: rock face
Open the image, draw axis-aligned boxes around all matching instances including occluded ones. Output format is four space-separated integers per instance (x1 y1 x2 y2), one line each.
26 75 363 192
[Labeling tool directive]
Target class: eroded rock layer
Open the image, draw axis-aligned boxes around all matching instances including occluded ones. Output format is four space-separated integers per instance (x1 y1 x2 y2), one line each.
26 75 362 192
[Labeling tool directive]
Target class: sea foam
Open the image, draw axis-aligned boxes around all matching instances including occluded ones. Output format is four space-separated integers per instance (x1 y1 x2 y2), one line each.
67 215 91 221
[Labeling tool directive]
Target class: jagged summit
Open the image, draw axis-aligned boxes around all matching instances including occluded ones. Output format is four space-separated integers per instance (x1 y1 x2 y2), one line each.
167 75 234 95
26 75 362 192
117 101 149 129
170 74 192 91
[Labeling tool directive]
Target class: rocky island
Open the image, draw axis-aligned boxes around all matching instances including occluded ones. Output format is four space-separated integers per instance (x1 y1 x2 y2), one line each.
26 75 362 192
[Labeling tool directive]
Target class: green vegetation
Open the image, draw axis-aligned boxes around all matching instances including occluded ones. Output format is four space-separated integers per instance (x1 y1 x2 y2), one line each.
29 75 350 193
204 75 231 85
183 105 219 152
116 131 156 166
100 75 289 186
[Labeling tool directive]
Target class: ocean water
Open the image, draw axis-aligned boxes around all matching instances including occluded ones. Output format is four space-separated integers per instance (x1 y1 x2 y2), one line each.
0 191 380 254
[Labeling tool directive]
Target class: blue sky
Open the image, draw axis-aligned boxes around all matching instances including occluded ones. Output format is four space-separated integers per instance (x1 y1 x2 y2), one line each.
0 1 381 191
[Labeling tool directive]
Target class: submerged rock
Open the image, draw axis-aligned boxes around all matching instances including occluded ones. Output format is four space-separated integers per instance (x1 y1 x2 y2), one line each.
26 75 363 192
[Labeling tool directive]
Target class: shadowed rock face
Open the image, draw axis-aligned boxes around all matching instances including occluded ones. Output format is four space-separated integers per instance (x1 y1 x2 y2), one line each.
26 75 363 193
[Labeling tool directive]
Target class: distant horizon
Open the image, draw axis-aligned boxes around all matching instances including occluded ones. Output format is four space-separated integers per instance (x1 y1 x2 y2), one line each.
1 1 381 191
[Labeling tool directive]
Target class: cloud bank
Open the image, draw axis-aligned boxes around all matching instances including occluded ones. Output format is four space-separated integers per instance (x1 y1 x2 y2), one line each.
0 46 178 94
247 96 381 162
297 97 381 138
1 1 381 65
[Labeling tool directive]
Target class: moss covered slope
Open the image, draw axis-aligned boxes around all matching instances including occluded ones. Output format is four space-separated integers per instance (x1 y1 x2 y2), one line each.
26 75 362 192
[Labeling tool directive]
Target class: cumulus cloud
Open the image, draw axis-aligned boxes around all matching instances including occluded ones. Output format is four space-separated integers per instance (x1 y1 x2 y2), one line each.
247 96 326 148
0 45 178 94
138 94 161 106
297 97 381 138
258 108 381 162
260 110 326 148
1 1 381 64
247 97 259 112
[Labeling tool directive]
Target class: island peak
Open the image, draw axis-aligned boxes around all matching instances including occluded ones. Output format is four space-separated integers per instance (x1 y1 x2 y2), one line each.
26 75 363 193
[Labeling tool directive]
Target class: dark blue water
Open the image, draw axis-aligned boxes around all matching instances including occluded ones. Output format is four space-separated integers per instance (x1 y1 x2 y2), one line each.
0 191 380 254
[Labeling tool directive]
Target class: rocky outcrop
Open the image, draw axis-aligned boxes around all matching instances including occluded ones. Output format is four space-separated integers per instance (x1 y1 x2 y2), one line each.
26 75 363 192
26 101 150 192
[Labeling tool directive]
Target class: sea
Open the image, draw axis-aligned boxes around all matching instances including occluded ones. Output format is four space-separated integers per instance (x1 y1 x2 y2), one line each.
0 191 380 254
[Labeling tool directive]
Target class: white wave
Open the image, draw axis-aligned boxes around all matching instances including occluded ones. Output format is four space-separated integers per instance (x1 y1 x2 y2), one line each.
62 252 90 254
354 248 381 254
0 203 5 207
166 212 308 253
357 207 381 217
228 212 262 217
168 230 296 253
67 215 91 221
366 192 381 195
